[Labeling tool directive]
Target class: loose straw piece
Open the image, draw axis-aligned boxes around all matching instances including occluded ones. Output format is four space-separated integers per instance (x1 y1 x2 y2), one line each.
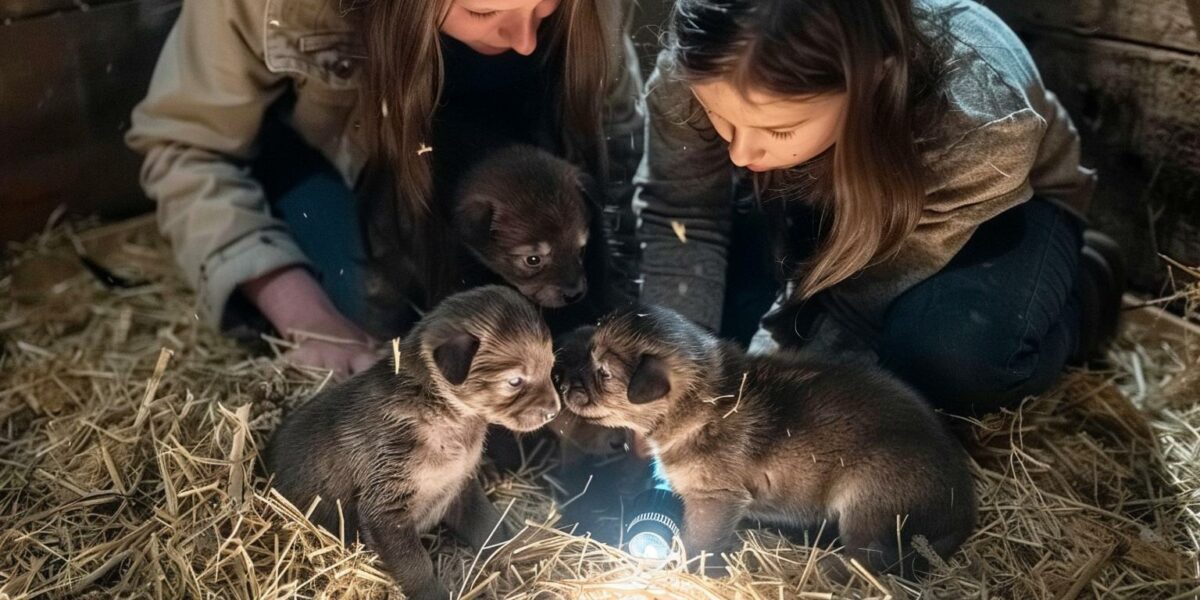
134 347 174 429
2 218 1198 600
227 403 252 512
671 221 688 243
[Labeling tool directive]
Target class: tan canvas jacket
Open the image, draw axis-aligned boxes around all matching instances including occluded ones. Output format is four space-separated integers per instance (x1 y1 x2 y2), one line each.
634 0 1096 354
126 0 643 327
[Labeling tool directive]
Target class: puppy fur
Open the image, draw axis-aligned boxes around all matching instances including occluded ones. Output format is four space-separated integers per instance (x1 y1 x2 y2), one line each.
265 286 559 600
556 306 977 577
453 145 610 315
453 146 628 463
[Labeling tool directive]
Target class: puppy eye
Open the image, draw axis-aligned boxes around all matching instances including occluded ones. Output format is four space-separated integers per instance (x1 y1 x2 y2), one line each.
524 256 542 267
507 376 525 388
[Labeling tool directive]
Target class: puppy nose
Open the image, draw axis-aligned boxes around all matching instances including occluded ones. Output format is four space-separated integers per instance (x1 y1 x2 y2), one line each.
610 436 626 451
567 385 589 407
561 280 587 304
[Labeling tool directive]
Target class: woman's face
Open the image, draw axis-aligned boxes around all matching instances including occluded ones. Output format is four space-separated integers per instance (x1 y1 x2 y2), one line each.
441 0 561 56
691 79 847 172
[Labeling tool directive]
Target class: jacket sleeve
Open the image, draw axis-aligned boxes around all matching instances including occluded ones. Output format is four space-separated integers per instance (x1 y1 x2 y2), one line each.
593 0 645 302
126 0 308 328
632 52 733 330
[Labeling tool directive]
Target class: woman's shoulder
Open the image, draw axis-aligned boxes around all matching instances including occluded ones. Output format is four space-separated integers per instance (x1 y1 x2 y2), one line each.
258 0 365 88
916 0 1049 145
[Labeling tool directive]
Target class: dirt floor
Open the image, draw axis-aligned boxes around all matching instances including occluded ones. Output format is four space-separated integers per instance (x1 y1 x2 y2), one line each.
1 216 1198 599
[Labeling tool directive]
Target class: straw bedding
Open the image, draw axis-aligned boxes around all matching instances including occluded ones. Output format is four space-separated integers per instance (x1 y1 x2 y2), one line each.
1 217 1197 599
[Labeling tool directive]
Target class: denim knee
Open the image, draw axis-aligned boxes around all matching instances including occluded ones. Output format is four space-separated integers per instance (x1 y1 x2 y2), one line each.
879 292 1051 415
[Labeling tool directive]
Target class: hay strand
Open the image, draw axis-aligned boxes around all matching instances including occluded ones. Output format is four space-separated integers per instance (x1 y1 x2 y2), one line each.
1 219 1198 599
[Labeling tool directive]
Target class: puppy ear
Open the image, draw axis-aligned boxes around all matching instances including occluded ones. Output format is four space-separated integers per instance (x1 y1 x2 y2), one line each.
627 354 670 404
456 195 495 244
432 331 480 386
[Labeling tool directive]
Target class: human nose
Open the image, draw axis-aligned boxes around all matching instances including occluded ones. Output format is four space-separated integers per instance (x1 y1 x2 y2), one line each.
500 11 538 55
727 130 764 168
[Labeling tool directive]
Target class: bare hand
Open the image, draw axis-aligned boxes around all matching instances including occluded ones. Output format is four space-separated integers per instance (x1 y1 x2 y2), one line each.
241 265 378 378
285 336 377 378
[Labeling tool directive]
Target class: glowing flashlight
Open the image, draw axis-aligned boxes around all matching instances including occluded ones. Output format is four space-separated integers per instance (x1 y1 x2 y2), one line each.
625 488 683 561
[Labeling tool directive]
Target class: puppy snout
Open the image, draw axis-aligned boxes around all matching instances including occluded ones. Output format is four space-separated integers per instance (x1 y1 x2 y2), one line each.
539 386 562 422
536 287 568 308
563 380 589 408
609 429 628 451
561 279 587 305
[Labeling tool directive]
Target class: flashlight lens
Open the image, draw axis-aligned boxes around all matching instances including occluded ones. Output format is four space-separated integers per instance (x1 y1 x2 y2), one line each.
629 531 670 560
625 488 683 562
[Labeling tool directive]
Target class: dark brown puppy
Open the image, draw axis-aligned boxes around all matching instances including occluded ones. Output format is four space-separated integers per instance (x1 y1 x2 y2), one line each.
549 326 630 462
454 145 628 465
266 286 559 600
556 306 977 577
454 145 596 309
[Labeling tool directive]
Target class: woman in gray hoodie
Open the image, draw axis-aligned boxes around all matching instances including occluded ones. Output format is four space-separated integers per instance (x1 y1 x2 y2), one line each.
634 0 1122 415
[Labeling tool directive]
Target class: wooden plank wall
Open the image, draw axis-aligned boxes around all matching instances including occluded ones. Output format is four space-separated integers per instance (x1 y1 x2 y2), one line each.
984 0 1200 297
0 0 179 245
4 0 1196 303
1 0 130 20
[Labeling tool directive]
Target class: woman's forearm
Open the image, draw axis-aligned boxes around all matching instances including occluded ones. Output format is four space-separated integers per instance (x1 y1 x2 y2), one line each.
241 265 364 340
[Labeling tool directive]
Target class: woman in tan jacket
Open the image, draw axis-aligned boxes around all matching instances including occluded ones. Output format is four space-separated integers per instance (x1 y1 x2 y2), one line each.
127 0 643 376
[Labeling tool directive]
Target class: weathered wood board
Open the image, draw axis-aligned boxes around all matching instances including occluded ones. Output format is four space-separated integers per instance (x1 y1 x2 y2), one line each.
987 0 1200 298
0 0 179 243
984 0 1200 54
1 0 128 20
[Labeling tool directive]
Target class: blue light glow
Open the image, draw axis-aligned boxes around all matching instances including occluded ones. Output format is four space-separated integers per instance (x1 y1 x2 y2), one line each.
628 531 672 561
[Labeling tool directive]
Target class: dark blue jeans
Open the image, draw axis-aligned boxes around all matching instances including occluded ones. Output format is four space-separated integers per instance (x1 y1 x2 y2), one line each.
253 125 372 330
722 198 1085 416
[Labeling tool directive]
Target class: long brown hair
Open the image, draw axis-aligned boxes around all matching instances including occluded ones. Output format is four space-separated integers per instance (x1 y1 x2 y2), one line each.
668 0 947 298
358 0 609 305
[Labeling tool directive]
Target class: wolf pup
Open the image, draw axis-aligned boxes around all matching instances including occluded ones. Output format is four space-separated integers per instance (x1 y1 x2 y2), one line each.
266 286 560 600
452 145 615 318
452 146 628 465
556 306 977 577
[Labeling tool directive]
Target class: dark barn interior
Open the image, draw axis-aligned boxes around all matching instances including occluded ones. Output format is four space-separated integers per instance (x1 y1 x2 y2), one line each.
3 0 1198 300
1 1 1198 598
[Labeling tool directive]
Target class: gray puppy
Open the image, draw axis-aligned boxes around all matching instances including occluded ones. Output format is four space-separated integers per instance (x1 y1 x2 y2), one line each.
556 305 976 577
266 286 560 600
